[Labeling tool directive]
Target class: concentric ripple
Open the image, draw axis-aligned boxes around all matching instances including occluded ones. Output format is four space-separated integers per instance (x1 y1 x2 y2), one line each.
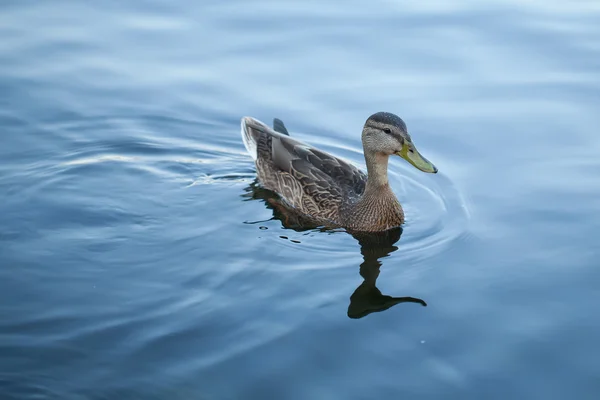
238 134 471 266
388 161 471 261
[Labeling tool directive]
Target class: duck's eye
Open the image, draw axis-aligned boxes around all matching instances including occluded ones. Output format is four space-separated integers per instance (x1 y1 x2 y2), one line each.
383 128 392 134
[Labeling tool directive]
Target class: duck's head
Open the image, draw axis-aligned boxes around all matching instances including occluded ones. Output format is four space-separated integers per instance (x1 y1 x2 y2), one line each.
362 112 438 173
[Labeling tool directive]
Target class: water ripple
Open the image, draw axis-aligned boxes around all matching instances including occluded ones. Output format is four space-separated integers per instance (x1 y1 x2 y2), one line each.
237 134 472 268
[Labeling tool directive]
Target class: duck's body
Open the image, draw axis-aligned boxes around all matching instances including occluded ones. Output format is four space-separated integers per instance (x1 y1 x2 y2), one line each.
241 112 437 232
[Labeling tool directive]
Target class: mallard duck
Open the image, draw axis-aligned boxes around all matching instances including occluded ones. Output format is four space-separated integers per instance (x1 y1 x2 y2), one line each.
241 112 437 232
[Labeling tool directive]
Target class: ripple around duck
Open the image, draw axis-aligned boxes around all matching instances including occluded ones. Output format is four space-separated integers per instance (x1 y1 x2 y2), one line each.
34 114 253 184
0 114 261 250
388 163 472 263
237 134 472 265
32 114 471 271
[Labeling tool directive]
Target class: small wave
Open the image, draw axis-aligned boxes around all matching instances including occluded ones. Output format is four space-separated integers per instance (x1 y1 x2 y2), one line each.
36 115 256 187
186 171 256 187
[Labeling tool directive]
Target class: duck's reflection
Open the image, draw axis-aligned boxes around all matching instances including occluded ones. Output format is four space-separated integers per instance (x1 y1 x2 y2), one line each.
348 229 426 319
243 181 427 319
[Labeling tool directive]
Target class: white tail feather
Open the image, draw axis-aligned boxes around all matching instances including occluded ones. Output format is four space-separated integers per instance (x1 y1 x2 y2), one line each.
240 117 257 160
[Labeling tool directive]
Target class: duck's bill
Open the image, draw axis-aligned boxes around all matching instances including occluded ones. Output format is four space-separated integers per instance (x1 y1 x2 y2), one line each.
396 143 438 173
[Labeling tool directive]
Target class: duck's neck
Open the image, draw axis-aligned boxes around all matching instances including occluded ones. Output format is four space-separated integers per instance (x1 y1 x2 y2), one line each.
342 150 403 231
364 151 390 193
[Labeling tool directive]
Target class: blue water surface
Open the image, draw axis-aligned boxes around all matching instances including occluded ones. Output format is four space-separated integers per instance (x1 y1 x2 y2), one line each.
1 0 600 399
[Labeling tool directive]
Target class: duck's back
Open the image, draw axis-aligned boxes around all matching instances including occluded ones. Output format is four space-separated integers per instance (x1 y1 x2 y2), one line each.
241 117 366 224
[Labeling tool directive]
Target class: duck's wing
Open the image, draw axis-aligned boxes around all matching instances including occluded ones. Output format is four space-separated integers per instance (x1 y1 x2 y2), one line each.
242 116 367 198
271 134 367 197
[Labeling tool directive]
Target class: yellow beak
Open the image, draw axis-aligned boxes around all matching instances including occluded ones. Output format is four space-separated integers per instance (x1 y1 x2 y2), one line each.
396 142 438 173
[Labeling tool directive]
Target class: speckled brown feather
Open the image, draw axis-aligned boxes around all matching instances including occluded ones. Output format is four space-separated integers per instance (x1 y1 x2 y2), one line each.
243 117 367 226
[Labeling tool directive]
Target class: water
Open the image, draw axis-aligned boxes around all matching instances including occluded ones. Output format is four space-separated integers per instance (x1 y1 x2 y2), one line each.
1 0 599 398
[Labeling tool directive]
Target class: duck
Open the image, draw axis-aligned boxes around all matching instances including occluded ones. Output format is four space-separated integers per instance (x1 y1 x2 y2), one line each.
241 112 437 232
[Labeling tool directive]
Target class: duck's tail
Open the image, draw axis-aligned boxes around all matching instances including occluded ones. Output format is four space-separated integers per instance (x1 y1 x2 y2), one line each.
273 118 289 135
241 116 290 160
240 117 262 160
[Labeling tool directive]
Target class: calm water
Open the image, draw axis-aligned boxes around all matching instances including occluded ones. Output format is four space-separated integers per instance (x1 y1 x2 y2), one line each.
1 0 600 399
